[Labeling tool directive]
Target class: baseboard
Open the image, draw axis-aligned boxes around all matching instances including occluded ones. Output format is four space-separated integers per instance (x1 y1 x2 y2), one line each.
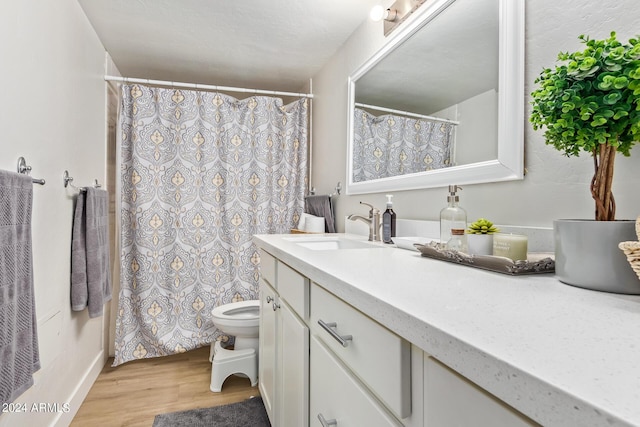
52 350 106 427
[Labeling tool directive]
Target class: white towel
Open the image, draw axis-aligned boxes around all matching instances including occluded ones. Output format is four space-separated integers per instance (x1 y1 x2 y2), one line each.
304 215 326 233
71 188 112 318
304 195 336 233
0 169 40 406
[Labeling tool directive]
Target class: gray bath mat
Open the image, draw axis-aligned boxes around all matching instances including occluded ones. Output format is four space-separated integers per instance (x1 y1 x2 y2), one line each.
152 396 270 427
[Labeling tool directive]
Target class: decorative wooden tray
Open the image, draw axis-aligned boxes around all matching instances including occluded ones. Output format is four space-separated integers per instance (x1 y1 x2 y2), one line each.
290 229 322 234
414 241 555 275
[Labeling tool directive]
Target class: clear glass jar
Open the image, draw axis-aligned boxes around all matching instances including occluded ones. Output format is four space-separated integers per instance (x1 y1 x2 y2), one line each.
446 228 467 252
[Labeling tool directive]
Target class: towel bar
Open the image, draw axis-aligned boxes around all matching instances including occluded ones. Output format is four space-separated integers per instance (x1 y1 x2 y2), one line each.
63 170 102 192
17 157 45 185
310 181 341 197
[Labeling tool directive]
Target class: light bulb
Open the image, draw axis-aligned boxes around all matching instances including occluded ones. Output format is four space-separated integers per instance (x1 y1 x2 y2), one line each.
370 5 385 22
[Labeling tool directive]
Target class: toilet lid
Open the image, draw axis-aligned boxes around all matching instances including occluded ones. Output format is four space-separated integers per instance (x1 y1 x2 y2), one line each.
212 300 259 319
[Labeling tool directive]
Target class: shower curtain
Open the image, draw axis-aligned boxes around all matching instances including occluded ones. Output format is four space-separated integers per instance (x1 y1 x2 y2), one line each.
114 84 307 365
352 108 454 182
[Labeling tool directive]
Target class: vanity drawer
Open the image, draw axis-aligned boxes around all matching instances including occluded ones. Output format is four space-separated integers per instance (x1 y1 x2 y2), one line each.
259 249 276 287
277 261 309 320
310 335 402 427
310 283 411 419
425 356 539 426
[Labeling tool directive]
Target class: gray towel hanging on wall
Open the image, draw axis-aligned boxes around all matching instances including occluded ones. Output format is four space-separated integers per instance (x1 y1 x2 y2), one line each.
71 187 112 318
0 169 40 406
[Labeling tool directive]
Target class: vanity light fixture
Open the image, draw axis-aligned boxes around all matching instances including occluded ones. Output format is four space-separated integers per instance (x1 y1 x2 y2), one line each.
373 0 427 35
370 5 398 22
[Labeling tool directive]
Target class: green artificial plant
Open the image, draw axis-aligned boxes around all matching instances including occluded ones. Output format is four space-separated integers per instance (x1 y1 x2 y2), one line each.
530 32 640 221
467 218 499 235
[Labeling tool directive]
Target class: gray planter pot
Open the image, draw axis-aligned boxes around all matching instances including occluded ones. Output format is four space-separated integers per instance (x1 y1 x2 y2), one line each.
554 219 640 294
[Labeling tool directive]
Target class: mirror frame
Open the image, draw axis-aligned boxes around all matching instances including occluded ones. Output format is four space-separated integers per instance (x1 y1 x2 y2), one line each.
346 0 524 195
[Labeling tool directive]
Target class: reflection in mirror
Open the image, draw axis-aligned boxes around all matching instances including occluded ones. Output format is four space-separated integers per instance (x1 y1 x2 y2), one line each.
347 0 524 194
352 108 457 182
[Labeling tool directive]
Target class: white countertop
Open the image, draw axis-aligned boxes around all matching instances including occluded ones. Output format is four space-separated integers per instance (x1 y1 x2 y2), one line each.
254 233 640 427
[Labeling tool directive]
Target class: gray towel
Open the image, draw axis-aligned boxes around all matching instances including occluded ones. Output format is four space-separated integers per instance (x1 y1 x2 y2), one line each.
304 195 336 233
71 188 112 318
0 170 40 406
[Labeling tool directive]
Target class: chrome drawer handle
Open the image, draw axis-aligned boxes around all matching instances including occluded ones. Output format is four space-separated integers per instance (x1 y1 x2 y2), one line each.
318 413 337 427
266 296 273 303
272 302 280 311
318 319 352 347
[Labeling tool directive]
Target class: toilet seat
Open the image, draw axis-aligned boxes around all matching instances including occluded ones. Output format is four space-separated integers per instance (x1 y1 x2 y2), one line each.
210 299 260 361
211 300 259 327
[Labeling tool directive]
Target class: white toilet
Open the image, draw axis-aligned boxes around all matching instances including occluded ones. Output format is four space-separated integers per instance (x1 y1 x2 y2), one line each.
209 300 260 392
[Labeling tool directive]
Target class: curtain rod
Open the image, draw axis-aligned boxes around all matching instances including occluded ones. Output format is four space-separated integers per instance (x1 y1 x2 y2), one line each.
104 75 314 99
355 102 459 125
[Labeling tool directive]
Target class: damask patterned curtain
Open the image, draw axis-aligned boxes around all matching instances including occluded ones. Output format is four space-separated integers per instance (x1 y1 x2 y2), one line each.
114 84 307 365
352 108 454 182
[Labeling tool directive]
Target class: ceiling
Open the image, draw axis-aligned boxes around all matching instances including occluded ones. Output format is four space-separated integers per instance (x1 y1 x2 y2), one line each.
77 0 384 93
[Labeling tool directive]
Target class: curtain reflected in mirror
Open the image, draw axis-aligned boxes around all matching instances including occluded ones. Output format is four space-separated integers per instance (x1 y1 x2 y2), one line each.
352 107 455 182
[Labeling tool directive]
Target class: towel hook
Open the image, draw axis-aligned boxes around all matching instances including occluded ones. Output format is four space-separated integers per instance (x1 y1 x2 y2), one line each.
17 157 45 185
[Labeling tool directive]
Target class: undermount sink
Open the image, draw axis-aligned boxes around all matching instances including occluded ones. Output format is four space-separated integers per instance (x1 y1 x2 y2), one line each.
284 236 377 250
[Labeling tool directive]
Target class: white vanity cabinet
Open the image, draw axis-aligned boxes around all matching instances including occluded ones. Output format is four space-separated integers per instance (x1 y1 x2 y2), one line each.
257 242 542 427
258 249 309 427
252 233 640 427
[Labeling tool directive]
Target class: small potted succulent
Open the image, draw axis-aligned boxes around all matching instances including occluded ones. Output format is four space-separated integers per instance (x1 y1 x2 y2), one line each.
530 31 640 293
466 218 499 256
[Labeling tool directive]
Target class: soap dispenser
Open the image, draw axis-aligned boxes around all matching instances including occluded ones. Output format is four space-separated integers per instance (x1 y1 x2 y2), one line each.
440 185 467 251
382 194 396 244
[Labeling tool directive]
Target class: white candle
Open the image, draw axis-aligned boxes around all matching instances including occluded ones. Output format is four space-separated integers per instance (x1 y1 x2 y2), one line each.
492 233 528 261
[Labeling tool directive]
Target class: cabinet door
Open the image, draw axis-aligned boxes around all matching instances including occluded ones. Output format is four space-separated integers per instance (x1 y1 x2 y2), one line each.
259 280 278 424
424 356 539 426
279 300 309 427
310 336 402 427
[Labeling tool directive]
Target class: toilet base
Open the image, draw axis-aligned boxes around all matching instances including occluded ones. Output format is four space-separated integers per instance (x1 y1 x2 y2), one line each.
210 341 258 393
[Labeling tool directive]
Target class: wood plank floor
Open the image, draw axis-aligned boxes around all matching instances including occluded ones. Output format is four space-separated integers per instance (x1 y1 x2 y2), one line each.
71 346 259 427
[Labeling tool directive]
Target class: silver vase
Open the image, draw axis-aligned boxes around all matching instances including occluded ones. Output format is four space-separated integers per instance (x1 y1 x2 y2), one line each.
554 219 640 294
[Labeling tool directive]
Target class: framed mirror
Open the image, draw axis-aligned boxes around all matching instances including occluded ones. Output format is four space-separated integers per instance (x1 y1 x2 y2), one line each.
346 0 524 194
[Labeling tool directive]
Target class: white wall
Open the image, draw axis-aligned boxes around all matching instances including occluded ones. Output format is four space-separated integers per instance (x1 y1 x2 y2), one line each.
453 90 498 165
312 0 640 230
0 1 107 425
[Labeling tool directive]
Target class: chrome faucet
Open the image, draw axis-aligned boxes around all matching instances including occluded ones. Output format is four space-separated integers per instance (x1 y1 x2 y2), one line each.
348 202 381 242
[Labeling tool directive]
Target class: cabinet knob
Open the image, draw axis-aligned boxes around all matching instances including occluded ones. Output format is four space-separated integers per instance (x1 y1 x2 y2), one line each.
318 413 337 427
266 296 273 303
317 319 353 348
272 302 281 311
